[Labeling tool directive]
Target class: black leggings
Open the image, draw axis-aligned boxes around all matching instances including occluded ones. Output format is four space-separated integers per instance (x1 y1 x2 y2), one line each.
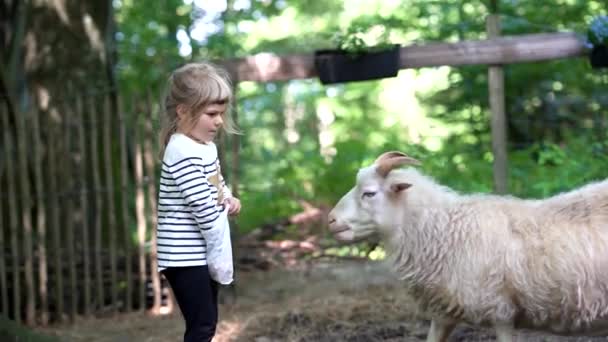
162 265 219 342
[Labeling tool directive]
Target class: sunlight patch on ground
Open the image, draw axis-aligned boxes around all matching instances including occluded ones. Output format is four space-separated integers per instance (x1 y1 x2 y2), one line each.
215 320 245 342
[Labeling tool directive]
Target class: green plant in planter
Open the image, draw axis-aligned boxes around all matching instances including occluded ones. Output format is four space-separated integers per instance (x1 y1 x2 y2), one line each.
331 24 395 56
587 15 608 46
586 15 608 68
314 24 400 84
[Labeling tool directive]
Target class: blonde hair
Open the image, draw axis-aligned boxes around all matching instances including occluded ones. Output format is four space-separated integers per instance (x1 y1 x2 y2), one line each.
159 61 240 158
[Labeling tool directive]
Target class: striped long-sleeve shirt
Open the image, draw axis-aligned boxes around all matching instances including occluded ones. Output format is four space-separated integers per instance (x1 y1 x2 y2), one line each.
156 133 232 272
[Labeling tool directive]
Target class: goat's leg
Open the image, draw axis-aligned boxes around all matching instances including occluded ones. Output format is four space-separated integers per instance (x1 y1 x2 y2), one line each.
426 318 456 342
494 323 514 342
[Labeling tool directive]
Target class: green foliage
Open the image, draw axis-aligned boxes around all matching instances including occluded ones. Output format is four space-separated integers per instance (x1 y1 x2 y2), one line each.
114 0 608 241
509 135 608 198
418 0 607 146
331 23 394 55
587 15 608 46
114 0 190 92
322 242 381 259
423 132 608 199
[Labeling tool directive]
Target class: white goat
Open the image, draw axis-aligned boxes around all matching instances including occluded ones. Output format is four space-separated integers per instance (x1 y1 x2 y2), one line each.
328 151 608 342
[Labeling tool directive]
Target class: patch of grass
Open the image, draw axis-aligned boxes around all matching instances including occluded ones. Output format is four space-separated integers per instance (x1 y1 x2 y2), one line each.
0 316 60 342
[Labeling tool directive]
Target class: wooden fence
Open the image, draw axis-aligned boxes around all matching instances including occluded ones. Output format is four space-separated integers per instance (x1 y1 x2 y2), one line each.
0 90 165 326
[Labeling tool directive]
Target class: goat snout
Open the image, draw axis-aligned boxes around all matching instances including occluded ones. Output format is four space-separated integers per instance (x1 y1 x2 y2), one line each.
327 213 340 232
328 218 336 228
328 213 351 238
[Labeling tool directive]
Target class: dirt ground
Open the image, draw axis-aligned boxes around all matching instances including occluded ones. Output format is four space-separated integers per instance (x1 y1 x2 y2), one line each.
40 260 608 342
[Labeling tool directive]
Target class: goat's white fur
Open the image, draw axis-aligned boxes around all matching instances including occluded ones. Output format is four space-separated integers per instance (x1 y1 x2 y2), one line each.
328 151 608 342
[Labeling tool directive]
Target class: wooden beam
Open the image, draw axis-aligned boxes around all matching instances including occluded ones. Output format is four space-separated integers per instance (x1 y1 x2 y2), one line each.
401 32 585 68
217 32 587 83
219 53 315 82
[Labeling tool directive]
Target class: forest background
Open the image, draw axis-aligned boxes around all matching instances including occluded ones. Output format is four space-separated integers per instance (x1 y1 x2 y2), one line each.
110 0 608 225
4 0 608 232
1 0 608 340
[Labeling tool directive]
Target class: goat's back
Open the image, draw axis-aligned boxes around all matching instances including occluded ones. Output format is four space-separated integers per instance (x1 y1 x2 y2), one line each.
503 179 608 329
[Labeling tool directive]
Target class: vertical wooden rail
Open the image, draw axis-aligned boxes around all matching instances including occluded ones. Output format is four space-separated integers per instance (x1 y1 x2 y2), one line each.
77 94 92 316
32 106 49 325
89 96 104 311
143 90 161 313
230 81 241 200
15 107 36 325
118 95 133 312
47 110 63 322
133 97 147 310
103 96 119 314
0 192 5 318
0 173 6 318
63 104 77 321
0 104 8 317
2 105 20 323
487 14 508 194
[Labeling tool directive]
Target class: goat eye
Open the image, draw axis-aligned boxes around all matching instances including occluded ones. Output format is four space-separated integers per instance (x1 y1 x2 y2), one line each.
362 191 376 199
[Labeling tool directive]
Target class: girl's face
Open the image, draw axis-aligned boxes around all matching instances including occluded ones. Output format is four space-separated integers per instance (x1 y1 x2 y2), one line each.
179 103 227 143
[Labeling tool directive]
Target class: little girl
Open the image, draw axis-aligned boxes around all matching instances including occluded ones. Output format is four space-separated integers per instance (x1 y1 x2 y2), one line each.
156 61 241 342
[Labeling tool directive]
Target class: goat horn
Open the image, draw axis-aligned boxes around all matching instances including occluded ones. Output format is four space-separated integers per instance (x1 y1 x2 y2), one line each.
375 151 421 178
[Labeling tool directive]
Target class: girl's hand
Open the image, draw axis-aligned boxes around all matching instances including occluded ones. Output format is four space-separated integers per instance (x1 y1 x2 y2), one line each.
224 197 241 216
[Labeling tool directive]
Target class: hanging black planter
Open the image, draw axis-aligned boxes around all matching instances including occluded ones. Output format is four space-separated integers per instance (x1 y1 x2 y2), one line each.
590 45 608 69
314 45 400 85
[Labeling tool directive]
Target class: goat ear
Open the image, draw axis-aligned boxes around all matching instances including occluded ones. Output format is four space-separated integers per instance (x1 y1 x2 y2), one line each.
375 151 421 178
390 182 412 193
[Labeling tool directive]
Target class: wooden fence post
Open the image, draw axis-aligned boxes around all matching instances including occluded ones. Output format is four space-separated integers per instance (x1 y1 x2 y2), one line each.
2 102 21 324
47 108 63 322
77 94 92 317
15 106 35 325
118 94 133 312
103 95 119 315
230 79 241 200
62 102 77 322
0 104 9 318
0 167 6 318
487 14 509 194
134 96 147 311
143 90 161 314
32 105 49 325
88 95 105 312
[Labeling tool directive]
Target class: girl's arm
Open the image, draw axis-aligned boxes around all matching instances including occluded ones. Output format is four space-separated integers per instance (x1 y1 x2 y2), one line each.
219 172 241 215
